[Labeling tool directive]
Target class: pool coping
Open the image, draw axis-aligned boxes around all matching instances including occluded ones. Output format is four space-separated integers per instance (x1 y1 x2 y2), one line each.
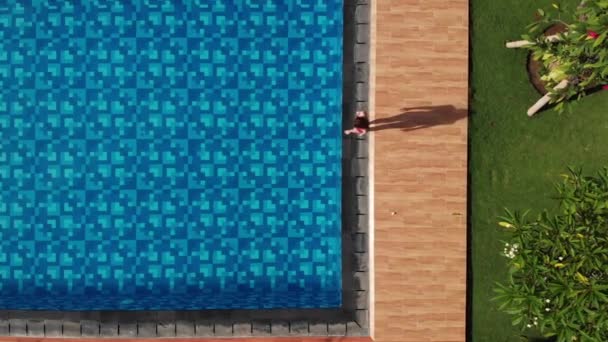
0 0 371 338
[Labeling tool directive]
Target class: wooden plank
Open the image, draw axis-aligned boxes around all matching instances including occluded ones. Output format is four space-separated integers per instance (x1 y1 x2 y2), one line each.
372 0 469 340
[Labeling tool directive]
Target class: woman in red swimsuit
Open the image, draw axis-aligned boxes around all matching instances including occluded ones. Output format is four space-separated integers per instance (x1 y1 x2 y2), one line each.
344 111 370 136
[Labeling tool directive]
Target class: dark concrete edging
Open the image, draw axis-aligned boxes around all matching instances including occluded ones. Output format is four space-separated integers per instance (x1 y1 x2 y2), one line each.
0 0 371 338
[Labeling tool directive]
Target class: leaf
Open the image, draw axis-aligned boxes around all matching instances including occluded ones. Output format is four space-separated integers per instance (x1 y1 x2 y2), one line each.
554 263 566 268
499 221 515 229
593 31 607 48
576 272 589 285
537 8 545 17
552 3 559 9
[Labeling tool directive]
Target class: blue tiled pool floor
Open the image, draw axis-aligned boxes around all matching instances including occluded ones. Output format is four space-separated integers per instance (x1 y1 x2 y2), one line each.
0 0 343 310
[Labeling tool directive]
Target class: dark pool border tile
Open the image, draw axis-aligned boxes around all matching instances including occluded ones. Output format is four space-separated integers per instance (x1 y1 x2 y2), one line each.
0 0 371 337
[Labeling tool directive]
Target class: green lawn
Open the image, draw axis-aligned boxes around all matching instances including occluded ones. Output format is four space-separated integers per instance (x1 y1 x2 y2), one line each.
469 0 608 341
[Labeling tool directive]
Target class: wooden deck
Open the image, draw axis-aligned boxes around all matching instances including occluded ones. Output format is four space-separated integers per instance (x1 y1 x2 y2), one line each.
370 0 469 341
0 0 470 341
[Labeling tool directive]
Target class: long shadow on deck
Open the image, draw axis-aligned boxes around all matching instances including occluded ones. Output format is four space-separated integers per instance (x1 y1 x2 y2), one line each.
371 105 467 132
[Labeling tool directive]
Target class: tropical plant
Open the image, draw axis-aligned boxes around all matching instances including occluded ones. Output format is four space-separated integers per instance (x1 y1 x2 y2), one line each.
513 0 608 113
494 167 608 342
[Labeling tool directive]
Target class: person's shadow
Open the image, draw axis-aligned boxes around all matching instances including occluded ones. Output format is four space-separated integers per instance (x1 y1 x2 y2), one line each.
370 105 467 132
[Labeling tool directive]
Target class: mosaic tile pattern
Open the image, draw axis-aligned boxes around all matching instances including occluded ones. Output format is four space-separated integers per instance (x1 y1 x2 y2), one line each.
0 0 343 310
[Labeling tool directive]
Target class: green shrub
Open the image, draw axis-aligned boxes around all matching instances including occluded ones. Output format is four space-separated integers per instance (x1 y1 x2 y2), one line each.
522 1 608 111
494 168 608 342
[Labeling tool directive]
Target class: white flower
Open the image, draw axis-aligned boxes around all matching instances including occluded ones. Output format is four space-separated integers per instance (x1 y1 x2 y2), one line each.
513 243 519 248
534 321 538 326
533 317 538 321
545 299 550 303
527 324 532 328
559 256 564 261
545 308 550 312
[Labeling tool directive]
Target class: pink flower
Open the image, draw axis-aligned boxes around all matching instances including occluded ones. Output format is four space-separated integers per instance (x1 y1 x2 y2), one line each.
603 85 608 90
588 31 600 39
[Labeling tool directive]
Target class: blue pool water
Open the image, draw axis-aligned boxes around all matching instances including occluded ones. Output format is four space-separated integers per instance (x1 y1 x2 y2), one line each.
0 0 343 310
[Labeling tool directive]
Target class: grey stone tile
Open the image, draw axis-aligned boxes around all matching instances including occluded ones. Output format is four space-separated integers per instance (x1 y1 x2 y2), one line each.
350 158 366 176
60 312 80 336
137 322 157 337
195 320 214 337
355 133 368 141
355 290 369 309
98 312 119 337
353 271 369 290
118 323 137 337
233 322 251 336
328 322 347 336
354 252 368 271
157 311 176 337
99 322 119 337
355 43 369 63
252 320 271 336
356 5 370 23
356 101 369 112
347 321 368 336
109 312 135 337
0 312 8 336
356 81 369 101
27 320 44 337
356 195 369 214
62 322 80 336
356 140 369 159
289 320 308 335
309 322 328 336
271 320 289 336
355 309 369 327
355 177 368 196
157 321 176 337
38 311 62 336
353 232 367 252
81 320 99 337
9 319 26 336
355 214 368 232
175 319 194 337
214 321 232 336
45 320 63 337
355 61 369 81
174 311 195 337
356 24 370 44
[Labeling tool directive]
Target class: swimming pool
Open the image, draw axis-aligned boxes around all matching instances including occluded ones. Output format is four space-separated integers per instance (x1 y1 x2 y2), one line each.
0 0 343 310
